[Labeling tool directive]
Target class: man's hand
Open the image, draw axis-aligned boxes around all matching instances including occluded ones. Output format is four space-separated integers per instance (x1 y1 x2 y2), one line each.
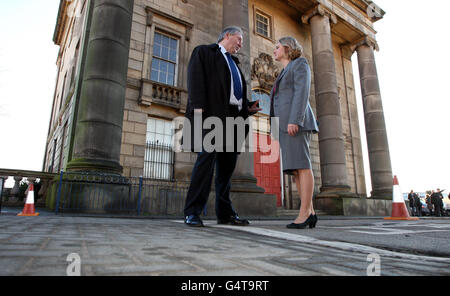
287 124 299 137
248 100 262 114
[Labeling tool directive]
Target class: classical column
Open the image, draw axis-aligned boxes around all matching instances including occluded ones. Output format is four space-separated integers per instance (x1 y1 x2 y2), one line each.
220 0 276 216
353 37 393 199
67 0 134 174
223 0 259 187
302 6 351 194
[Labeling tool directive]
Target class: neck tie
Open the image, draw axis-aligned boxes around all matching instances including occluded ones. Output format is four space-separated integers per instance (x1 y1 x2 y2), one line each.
225 52 242 101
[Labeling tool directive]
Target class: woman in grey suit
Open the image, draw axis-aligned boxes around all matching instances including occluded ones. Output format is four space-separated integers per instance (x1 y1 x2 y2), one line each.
271 37 319 229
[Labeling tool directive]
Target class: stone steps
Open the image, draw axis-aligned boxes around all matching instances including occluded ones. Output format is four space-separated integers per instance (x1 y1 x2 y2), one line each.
276 208 326 216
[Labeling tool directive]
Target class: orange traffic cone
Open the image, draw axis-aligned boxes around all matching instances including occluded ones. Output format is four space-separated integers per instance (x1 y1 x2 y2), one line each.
17 184 39 217
384 176 418 221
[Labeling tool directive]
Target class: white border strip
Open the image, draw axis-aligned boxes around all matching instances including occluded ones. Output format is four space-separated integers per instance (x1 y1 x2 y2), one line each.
174 221 450 263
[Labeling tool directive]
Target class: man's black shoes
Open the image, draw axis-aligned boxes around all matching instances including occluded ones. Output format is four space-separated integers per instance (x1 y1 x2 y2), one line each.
185 214 250 227
217 215 250 226
184 215 204 227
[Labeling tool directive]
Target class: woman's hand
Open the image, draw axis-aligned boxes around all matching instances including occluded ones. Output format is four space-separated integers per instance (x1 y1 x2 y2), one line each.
287 124 299 136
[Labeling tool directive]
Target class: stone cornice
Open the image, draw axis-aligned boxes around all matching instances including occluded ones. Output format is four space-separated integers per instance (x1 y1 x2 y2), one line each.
53 0 69 45
350 0 385 21
349 36 379 52
145 6 194 40
302 4 338 25
301 2 379 40
322 0 378 37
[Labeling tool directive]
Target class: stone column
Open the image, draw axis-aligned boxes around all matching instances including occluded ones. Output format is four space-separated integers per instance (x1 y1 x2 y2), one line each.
220 0 276 216
223 0 258 185
354 37 393 199
302 6 351 195
67 0 134 174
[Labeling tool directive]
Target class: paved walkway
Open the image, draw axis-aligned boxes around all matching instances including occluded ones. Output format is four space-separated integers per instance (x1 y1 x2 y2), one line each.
1 208 449 276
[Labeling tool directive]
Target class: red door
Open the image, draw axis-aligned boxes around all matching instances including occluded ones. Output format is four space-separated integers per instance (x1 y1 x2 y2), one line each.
253 133 282 207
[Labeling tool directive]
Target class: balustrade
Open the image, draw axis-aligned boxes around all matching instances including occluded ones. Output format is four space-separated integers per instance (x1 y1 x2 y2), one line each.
139 79 187 110
0 169 57 207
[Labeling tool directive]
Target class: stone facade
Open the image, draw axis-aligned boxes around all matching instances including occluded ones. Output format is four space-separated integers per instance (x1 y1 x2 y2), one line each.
45 0 89 174
45 0 392 215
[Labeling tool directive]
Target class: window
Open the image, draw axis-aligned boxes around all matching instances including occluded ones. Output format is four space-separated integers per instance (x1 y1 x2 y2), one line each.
251 89 271 115
59 122 69 172
150 32 179 86
146 117 173 145
144 118 174 180
60 72 68 110
254 9 272 39
50 139 57 173
70 41 80 88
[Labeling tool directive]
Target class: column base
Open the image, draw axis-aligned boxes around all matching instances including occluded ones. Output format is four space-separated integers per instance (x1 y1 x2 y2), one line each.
370 189 393 200
66 158 123 175
317 184 353 198
226 175 277 217
314 195 392 216
46 172 134 214
231 175 265 193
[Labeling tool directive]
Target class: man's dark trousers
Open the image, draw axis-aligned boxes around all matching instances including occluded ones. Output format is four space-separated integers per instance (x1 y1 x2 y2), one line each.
184 150 239 220
184 105 244 220
434 203 442 217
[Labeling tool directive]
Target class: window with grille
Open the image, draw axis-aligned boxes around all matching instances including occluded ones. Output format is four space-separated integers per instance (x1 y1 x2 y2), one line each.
255 11 271 39
150 32 179 86
144 118 174 180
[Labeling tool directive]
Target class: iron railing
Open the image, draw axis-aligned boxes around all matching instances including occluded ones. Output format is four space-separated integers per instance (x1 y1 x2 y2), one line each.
55 171 191 216
144 141 174 181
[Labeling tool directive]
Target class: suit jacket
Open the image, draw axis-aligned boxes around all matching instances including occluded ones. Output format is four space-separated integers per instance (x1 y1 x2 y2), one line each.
270 57 319 133
182 44 252 152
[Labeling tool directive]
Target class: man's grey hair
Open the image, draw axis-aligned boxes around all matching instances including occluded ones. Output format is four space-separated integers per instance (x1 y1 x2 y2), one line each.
217 26 243 43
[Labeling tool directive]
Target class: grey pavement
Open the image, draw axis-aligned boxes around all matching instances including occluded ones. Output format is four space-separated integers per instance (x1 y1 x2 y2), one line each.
1 207 450 276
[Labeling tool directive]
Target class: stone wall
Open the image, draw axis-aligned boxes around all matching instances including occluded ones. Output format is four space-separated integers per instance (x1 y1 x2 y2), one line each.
47 0 372 203
121 0 368 198
45 0 89 173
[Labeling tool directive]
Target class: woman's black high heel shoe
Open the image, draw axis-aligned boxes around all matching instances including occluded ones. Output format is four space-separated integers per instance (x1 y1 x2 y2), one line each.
310 214 318 228
286 214 314 229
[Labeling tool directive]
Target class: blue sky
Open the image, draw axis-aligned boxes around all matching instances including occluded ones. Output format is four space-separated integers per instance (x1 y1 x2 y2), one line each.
0 0 449 194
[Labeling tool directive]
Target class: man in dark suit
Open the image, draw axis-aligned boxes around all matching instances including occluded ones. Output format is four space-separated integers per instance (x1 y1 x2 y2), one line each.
413 193 422 217
182 26 261 227
408 190 416 216
431 189 444 217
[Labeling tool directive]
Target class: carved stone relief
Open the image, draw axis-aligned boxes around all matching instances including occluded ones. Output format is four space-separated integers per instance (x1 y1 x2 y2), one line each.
251 53 280 91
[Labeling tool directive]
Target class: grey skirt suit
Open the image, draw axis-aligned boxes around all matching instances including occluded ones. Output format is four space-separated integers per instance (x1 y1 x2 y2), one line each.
270 57 319 173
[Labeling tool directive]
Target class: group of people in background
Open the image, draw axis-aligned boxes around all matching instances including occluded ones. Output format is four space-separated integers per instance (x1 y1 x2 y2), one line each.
408 189 448 217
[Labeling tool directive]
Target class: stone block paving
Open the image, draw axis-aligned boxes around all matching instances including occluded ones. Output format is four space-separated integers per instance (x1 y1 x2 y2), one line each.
0 215 449 276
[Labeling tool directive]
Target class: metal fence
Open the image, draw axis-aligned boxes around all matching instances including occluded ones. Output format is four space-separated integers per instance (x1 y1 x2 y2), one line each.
55 171 191 216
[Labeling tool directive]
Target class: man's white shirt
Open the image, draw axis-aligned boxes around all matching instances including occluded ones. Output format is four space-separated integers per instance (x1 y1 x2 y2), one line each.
218 44 243 111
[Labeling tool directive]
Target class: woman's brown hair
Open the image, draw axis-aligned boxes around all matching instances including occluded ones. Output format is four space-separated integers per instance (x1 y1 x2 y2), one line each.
278 36 303 60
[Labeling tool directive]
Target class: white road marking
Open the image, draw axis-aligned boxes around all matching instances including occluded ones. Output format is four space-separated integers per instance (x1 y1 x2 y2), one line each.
320 223 450 235
172 221 450 264
320 267 356 276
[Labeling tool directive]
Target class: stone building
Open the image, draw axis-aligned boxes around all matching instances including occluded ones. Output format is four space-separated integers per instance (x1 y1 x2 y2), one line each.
44 0 392 215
